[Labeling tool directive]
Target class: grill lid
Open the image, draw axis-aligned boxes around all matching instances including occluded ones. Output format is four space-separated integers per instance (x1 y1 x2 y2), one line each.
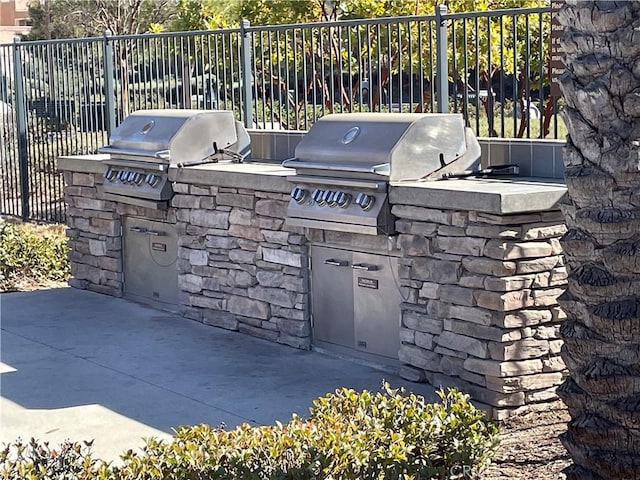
99 109 249 164
284 113 475 182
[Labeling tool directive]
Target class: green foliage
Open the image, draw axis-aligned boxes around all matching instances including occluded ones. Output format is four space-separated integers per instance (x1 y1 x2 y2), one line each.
0 385 497 480
26 0 177 40
171 0 240 31
0 221 70 291
307 385 499 479
26 0 76 40
237 0 323 25
339 0 433 19
447 0 550 78
0 438 105 480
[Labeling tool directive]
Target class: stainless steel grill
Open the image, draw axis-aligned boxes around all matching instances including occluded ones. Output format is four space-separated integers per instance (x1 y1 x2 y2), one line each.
98 109 251 209
284 113 482 363
283 113 481 235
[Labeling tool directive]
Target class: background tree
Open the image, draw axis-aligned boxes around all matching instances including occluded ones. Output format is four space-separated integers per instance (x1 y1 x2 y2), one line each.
23 0 556 134
217 0 550 132
25 0 76 40
236 0 323 25
556 1 640 478
26 0 177 39
166 0 237 32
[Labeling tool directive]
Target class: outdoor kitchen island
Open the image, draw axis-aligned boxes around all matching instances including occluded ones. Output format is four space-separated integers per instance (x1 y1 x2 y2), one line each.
59 142 568 420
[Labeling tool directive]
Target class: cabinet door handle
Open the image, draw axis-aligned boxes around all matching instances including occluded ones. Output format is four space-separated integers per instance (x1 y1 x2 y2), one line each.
352 263 378 271
146 230 166 236
324 259 349 267
129 226 147 233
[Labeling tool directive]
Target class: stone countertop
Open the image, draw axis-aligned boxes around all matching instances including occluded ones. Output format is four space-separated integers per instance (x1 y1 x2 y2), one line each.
168 161 293 193
58 154 109 174
389 177 567 215
58 155 567 214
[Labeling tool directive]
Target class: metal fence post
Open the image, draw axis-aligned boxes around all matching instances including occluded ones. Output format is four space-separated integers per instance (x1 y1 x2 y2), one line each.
103 30 116 137
13 37 29 220
240 19 253 129
435 4 449 113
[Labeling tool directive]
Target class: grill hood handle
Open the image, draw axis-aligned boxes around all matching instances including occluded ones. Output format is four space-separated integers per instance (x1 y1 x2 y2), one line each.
423 127 481 181
281 159 390 176
155 150 170 160
440 164 520 180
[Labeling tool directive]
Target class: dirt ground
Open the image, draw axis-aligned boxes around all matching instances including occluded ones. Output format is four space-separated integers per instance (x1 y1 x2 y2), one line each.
484 407 571 479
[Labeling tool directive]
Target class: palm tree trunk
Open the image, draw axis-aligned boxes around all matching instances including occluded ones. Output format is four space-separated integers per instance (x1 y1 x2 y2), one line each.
557 1 640 479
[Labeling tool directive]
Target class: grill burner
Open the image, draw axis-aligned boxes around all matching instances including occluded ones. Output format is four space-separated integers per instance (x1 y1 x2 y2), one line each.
98 109 251 209
283 113 481 235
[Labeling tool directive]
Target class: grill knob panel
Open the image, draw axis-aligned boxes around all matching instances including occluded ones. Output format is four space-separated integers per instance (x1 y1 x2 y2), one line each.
291 187 308 204
355 193 375 211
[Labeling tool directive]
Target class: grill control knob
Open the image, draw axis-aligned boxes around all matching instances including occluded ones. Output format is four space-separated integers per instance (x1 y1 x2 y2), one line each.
313 189 326 205
118 170 129 182
291 187 308 204
126 171 137 183
327 191 339 207
105 168 117 181
133 173 144 185
336 192 352 208
355 193 375 211
146 174 160 187
322 190 333 206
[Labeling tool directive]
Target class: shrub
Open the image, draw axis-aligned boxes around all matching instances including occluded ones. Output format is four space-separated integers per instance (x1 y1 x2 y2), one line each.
307 385 499 479
0 438 105 480
112 385 498 480
0 386 499 480
0 220 70 291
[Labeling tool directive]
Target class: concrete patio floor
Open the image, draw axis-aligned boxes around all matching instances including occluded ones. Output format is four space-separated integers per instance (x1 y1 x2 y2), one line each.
0 287 436 462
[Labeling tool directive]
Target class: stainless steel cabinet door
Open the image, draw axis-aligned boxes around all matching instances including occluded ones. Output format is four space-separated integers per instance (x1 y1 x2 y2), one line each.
352 252 401 359
123 217 178 306
310 246 354 349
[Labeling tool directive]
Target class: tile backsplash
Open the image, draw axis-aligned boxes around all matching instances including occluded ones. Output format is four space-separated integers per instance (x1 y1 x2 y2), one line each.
250 129 567 181
249 129 305 162
480 138 566 179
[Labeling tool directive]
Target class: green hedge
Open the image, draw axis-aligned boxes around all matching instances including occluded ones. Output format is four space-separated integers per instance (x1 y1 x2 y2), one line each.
0 221 70 291
0 386 499 480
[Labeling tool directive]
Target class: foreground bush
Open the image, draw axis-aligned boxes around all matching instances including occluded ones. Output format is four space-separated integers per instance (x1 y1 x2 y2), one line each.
0 220 69 291
1 386 499 480
0 438 103 480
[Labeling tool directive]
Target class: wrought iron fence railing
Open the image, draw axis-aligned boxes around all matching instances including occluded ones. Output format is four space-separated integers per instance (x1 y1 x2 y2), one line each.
0 5 558 222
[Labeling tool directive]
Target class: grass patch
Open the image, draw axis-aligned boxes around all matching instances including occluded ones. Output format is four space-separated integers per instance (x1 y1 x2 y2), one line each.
0 219 70 292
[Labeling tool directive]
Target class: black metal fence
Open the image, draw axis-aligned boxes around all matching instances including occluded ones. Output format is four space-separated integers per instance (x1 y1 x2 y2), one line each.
0 5 558 222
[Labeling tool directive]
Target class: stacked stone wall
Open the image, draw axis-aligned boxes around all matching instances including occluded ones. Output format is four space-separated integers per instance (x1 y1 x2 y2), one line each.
172 182 311 349
392 203 568 419
63 171 176 296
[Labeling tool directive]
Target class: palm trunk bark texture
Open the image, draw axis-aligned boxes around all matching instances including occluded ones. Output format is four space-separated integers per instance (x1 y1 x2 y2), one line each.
557 1 640 479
